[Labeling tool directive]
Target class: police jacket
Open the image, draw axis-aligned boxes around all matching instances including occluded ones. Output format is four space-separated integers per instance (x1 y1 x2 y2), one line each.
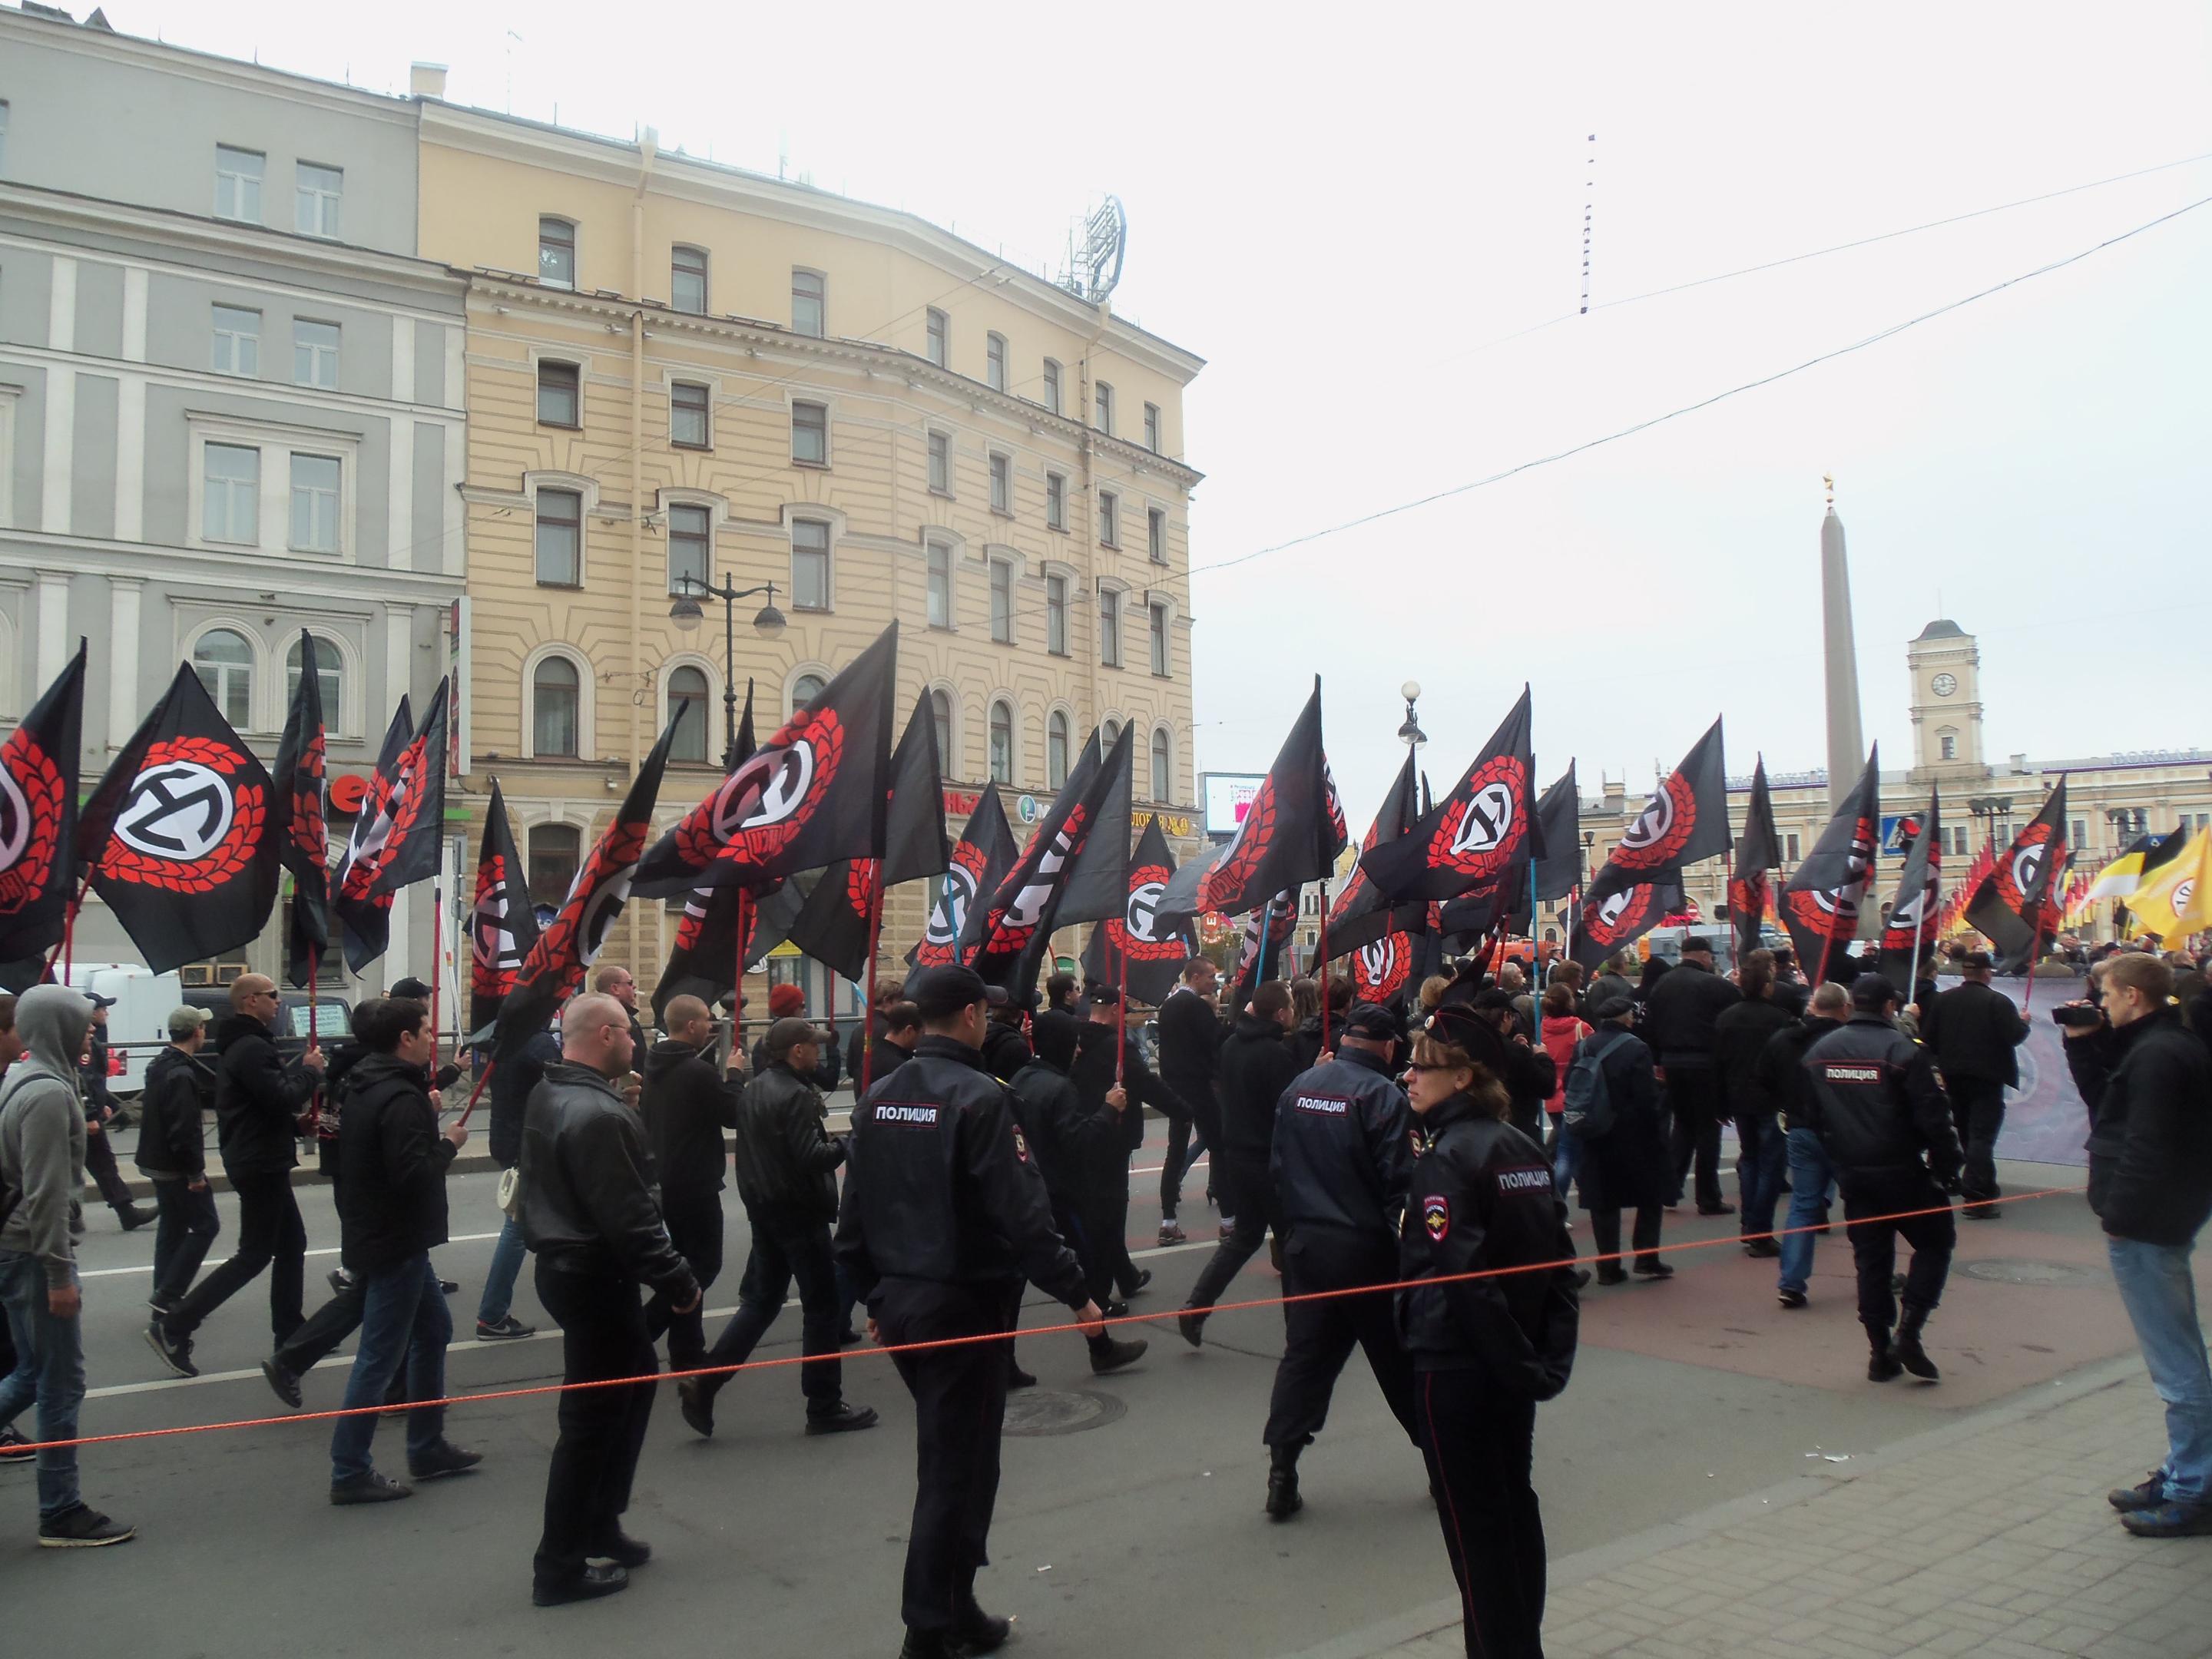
1753 1015 1843 1131
981 1018 1033 1084
1711 997 1797 1123
1008 1055 1119 1204
1919 979 2031 1087
1270 1047 1413 1240
134 1046 214 1178
834 1034 1087 1310
1217 1015 1300 1168
641 1038 738 1200
1395 1092 1578 1398
212 1013 319 1177
1800 1013 1961 1184
1638 959 1741 1067
337 1053 456 1276
731 1061 843 1224
2065 1006 2212 1247
487 1028 558 1170
1155 985 1224 1118
519 1059 698 1303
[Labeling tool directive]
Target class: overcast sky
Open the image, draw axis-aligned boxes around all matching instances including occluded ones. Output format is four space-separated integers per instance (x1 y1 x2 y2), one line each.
104 1 2212 823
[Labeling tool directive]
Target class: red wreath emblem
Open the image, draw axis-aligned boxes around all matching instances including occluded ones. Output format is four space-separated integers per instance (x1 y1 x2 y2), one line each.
1202 786 1276 911
914 836 989 968
1425 756 1528 880
846 858 880 922
1993 822 2055 913
98 738 268 894
525 818 650 1005
982 805 1088 956
1353 931 1412 1003
1612 772 1697 872
672 886 711 956
1727 873 1767 930
288 730 328 866
1108 860 1183 962
1784 885 1857 943
0 729 66 919
671 710 847 877
1585 885 1659 948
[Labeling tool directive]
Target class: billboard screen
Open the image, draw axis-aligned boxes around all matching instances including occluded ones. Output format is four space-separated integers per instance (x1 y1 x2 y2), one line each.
1202 773 1267 837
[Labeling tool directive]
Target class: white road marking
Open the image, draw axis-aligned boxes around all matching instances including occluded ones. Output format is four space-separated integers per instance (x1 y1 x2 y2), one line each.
81 1230 510 1280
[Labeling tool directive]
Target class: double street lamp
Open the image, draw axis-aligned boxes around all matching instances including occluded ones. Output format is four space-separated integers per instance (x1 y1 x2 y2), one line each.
670 574 786 770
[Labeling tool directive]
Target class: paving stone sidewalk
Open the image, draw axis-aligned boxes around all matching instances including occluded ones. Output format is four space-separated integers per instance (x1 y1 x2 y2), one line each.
1300 1354 2212 1659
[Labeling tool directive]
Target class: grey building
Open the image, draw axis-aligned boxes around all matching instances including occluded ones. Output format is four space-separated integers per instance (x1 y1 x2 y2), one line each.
0 6 465 997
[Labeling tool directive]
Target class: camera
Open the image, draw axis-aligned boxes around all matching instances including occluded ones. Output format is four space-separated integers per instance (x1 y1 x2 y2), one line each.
2051 1004 2104 1031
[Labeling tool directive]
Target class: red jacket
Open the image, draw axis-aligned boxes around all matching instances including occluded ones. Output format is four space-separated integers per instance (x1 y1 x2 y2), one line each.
1539 1014 1590 1114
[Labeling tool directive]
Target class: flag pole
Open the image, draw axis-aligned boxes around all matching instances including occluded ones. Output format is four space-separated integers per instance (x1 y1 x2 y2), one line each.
1318 878 1332 1051
1115 925 1128 1087
733 886 751 1068
860 869 883 1098
454 1060 495 1128
429 877 444 1069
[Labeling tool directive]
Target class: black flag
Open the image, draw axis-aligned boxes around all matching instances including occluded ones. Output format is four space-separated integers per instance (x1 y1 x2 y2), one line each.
1965 777 2069 972
1082 816 1197 1005
0 644 86 979
467 782 538 1040
1730 757 1782 963
1878 786 1942 992
1164 680 1345 919
275 631 330 988
1230 890 1298 1005
332 680 450 972
1569 876 1684 972
1530 762 1581 904
1360 687 1537 906
911 783 1017 969
1782 747 1881 979
1325 747 1426 959
1587 717 1729 902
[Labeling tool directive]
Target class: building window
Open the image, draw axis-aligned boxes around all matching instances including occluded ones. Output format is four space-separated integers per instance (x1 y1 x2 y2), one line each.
537 360 581 427
928 430 952 495
990 560 1013 643
533 657 581 757
930 689 953 771
792 268 824 336
1151 727 1171 802
535 488 582 586
986 333 1007 392
289 454 341 553
1144 402 1161 452
1042 358 1061 414
791 519 831 611
211 305 260 376
286 635 343 732
2072 818 2088 853
671 380 710 449
295 162 343 238
988 701 1014 786
791 399 828 465
791 673 826 717
528 823 581 906
1098 490 1119 548
667 666 710 763
1147 507 1167 564
1939 733 1957 760
193 629 254 729
1785 833 1800 862
671 244 708 314
1048 710 1070 790
1951 826 1969 857
1103 717 1121 751
667 504 711 596
925 307 949 367
1149 601 1169 676
1045 471 1066 531
202 443 260 544
538 217 577 288
1045 574 1068 655
1094 381 1114 434
926 541 952 628
989 452 1012 515
293 319 339 389
1099 588 1122 667
214 145 263 222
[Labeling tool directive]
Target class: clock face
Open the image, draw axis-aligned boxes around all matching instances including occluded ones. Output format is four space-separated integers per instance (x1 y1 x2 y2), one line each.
1932 673 1958 697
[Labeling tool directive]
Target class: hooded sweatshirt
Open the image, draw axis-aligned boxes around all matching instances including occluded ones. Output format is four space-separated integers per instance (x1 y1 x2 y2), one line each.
0 985 93 1289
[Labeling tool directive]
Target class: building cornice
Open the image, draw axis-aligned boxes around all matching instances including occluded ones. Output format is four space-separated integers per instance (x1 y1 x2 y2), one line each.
0 536 462 607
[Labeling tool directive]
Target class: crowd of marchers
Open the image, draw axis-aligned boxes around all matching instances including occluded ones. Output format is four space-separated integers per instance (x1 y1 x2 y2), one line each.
2 932 2211 1658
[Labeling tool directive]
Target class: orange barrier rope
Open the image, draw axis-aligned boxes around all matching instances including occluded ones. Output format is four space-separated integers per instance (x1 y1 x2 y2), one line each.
12 1181 2085 1455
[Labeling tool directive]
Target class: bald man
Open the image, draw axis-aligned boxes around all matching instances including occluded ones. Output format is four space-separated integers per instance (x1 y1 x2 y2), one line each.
641 995 740 1375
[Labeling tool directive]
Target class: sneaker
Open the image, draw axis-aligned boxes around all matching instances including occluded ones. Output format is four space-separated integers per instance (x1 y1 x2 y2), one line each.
1177 1310 1207 1349
1594 1266 1628 1286
409 1440 484 1481
676 1378 714 1439
838 1326 864 1346
2109 1474 2168 1512
804 1402 879 1436
475 1315 535 1341
1100 1299 1130 1321
1696 1203 1737 1217
1632 1260 1675 1280
533 1562 629 1606
1157 1221 1187 1247
329 1469 412 1505
0 1426 35 1462
144 1320 198 1379
260 1357 303 1409
439 1279 459 1295
1743 1238 1781 1259
1121 1269 1153 1296
37 1503 135 1548
327 1267 356 1297
592 1528 651 1568
1777 1287 1808 1310
1090 1336 1147 1375
2121 1499 2212 1538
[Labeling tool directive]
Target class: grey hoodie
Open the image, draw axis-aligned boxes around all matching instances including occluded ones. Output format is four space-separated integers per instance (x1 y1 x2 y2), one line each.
0 984 91 1289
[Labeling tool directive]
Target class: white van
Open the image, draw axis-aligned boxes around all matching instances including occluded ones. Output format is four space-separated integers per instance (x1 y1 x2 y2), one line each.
63 962 187 1096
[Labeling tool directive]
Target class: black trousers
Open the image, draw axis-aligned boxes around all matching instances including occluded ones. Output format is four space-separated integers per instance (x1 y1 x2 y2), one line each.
168 1171 306 1343
533 1261 657 1587
1265 1225 1417 1451
148 1180 219 1304
273 1277 363 1375
877 1278 1013 1634
1665 1067 1724 1210
1418 1371 1547 1658
645 1187 724 1373
1841 1169 1955 1331
697 1207 842 1409
1949 1077 2008 1204
1051 1192 1116 1307
82 1124 136 1214
1589 1205 1663 1270
1158 1109 1194 1220
1187 1156 1280 1313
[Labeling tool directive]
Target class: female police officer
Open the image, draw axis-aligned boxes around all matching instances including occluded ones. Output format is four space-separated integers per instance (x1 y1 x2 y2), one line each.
1396 1003 1581 1658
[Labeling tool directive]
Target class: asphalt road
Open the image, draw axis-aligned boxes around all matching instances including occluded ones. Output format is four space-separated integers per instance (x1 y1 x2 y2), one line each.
5 1125 2139 1659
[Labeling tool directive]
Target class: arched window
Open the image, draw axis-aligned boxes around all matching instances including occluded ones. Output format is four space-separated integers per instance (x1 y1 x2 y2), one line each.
1151 727 1172 804
284 634 343 732
667 666 710 763
1047 710 1070 790
1101 717 1121 753
528 823 581 909
988 700 1014 786
930 688 953 773
533 657 581 757
193 628 254 729
791 673 826 717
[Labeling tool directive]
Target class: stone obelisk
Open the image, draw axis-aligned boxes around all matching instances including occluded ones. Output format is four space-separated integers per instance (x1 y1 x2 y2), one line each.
1820 477 1864 816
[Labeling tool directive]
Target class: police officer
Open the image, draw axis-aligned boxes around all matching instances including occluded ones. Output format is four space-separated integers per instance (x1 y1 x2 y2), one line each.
835 965 1107 1659
1800 974 1962 1383
1262 1002 1419 1521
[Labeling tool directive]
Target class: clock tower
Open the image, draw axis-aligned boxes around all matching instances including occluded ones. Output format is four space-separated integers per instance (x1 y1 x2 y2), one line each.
1908 618 1986 782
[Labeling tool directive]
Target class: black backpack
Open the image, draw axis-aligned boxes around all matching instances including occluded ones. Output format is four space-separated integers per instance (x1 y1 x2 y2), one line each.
1561 1029 1624 1140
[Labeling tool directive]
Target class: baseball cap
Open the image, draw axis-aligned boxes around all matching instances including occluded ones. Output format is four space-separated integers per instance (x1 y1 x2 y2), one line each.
84 992 116 1009
764 1015 823 1059
1083 981 1121 1009
1472 986 1519 1014
1341 1002 1403 1042
167 1005 210 1040
907 964 992 1021
1850 972 1900 1012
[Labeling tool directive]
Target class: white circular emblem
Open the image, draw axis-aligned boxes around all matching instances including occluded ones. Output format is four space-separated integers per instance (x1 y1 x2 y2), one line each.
2177 878 2196 914
2013 841 2046 896
1449 783 1518 857
928 866 979 946
1596 889 1633 928
0 766 30 871
576 869 634 964
1126 879 1165 943
714 741 816 836
1620 790 1674 851
114 760 234 860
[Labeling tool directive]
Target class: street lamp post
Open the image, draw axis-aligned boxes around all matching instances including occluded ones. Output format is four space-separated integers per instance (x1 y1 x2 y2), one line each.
1397 680 1427 753
670 574 786 769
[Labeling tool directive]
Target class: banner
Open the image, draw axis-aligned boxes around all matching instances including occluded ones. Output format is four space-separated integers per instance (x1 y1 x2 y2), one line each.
0 643 85 976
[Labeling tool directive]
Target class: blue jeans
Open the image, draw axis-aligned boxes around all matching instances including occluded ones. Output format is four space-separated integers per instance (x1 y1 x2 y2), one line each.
2108 1235 2212 1505
1777 1128 1834 1296
1547 1115 1579 1194
329 1253 452 1482
476 1212 526 1326
0 1249 84 1517
1737 1114 1789 1240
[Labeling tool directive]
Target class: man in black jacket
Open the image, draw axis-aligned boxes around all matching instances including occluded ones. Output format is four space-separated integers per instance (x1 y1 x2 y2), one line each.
2061 952 2212 1538
835 964 1105 1659
1713 951 1798 1255
148 975 325 1376
1470 986 1557 1141
1262 1002 1419 1520
1154 955 1225 1245
1641 935 1742 1214
137 1008 218 1316
1760 983 1848 1307
474 1025 556 1341
1801 975 1962 1382
1070 985 1177 1305
979 995 1031 1083
641 995 738 1377
78 997 154 1230
326 997 479 1505
1919 949 2031 1218
521 992 700 1607
1180 980 1300 1345
680 1016 876 1439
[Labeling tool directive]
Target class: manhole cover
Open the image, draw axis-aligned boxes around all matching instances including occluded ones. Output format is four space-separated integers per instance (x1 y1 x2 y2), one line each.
1958 1258 2100 1288
1002 1389 1126 1436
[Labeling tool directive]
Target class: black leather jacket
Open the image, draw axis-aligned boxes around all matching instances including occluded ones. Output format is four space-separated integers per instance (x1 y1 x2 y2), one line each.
1270 1048 1412 1240
134 1045 214 1178
835 1034 1086 1309
1800 1013 1961 1185
519 1059 698 1301
731 1061 843 1223
1395 1094 1578 1396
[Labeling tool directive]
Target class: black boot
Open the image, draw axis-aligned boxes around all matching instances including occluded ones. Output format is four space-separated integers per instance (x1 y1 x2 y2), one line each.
1866 1325 1902 1382
1265 1442 1303 1521
1894 1300 1940 1381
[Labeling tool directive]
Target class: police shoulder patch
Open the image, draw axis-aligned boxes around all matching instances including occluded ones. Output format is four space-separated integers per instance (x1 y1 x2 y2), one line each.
1422 1194 1450 1242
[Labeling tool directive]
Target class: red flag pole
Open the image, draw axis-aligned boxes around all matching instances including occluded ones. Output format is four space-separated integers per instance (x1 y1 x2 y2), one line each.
428 879 443 1069
1318 880 1331 1051
454 1059 494 1128
733 886 751 1069
860 868 883 1098
1116 925 1128 1086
